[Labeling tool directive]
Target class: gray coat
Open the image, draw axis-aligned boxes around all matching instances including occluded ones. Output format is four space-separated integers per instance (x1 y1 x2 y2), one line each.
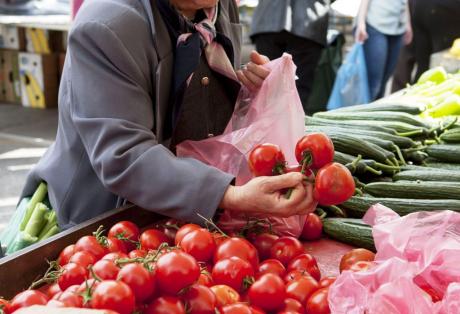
21 0 242 229
250 0 329 46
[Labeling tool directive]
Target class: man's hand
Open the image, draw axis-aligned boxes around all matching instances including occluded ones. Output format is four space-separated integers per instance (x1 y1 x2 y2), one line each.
220 172 317 218
236 51 270 91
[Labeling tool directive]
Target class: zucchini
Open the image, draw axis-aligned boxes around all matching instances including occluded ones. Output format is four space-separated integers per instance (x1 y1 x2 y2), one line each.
314 111 429 128
342 196 460 217
426 144 460 163
305 125 417 148
329 101 424 115
364 181 460 199
327 133 397 165
440 128 460 143
305 116 398 135
322 218 375 252
393 170 460 182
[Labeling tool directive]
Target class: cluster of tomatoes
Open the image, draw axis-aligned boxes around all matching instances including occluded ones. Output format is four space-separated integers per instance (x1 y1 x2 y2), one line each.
248 133 355 206
0 214 359 314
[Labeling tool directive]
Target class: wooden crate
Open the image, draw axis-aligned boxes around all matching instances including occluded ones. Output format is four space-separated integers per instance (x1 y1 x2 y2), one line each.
0 205 160 299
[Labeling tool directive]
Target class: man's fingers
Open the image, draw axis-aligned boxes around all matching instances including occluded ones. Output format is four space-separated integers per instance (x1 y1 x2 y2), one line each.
246 62 270 80
250 50 270 65
236 70 257 91
264 173 304 192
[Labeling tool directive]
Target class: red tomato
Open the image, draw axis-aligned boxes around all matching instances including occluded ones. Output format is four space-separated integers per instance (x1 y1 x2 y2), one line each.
182 284 217 314
212 232 227 247
53 290 83 308
270 237 304 267
102 252 128 262
58 244 76 266
305 287 330 314
45 283 61 299
75 235 108 261
212 257 254 292
175 224 201 245
314 162 355 206
248 274 285 312
284 270 310 283
248 143 286 176
58 262 88 291
214 237 259 269
180 228 216 263
140 229 169 251
287 253 321 281
318 276 336 289
295 133 334 170
220 303 253 314
279 298 305 314
257 259 286 278
198 272 214 287
210 285 240 308
146 296 185 314
156 250 200 295
250 233 279 261
77 279 100 308
155 218 184 246
0 298 10 314
348 261 374 273
300 213 323 241
9 290 48 312
128 249 147 259
339 248 375 273
108 221 140 252
106 236 128 254
250 305 266 314
285 276 319 304
69 251 96 269
91 280 135 314
91 259 120 280
118 263 156 302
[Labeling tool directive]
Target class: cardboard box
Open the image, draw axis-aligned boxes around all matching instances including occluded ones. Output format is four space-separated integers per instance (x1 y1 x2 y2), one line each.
18 52 58 108
25 28 64 54
0 25 25 50
1 50 22 104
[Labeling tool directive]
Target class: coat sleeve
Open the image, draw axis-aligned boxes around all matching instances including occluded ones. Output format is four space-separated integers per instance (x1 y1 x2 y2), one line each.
68 21 234 224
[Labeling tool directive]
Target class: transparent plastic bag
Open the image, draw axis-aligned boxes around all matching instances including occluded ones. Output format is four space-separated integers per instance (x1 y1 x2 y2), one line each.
329 204 460 313
177 54 308 237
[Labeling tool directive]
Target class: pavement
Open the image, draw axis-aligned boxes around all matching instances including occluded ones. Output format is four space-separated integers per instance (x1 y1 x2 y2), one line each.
0 104 57 233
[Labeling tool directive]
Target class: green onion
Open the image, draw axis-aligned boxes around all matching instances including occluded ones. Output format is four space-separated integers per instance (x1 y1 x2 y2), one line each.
24 203 48 237
20 182 47 231
38 210 58 241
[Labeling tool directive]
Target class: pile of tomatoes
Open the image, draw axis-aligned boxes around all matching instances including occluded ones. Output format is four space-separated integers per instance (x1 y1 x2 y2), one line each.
0 214 360 314
248 133 355 206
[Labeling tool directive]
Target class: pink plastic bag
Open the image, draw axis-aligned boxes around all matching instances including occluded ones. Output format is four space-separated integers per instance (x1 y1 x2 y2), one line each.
328 205 460 313
176 54 307 237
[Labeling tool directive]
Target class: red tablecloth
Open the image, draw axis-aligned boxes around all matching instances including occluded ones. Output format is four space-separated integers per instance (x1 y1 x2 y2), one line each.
304 238 354 277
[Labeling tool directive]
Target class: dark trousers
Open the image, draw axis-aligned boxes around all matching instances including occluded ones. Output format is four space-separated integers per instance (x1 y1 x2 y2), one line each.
253 31 323 114
412 0 460 80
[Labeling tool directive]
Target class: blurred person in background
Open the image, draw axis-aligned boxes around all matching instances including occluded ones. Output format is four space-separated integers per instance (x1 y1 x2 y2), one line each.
356 0 412 100
411 0 460 81
250 0 330 114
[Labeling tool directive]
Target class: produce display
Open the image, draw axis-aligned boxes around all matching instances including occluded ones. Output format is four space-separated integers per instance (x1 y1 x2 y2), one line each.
0 217 375 314
307 66 460 249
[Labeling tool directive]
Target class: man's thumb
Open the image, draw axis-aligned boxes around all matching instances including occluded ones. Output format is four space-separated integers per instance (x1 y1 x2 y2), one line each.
250 50 270 65
265 172 303 191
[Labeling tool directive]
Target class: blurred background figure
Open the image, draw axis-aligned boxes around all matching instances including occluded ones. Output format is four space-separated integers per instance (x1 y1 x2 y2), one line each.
355 0 412 100
250 0 330 114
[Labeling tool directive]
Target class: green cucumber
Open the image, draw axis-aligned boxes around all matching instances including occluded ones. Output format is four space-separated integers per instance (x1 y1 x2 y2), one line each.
322 218 375 252
424 161 460 171
393 170 460 182
305 116 398 135
364 181 460 199
342 196 460 217
305 125 417 148
440 128 460 143
313 111 429 128
426 144 460 163
329 101 424 115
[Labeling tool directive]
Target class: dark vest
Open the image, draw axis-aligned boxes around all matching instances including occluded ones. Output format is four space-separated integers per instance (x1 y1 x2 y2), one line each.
170 54 240 152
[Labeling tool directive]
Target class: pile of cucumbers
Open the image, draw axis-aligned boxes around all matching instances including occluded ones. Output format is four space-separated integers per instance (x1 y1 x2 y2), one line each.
308 100 460 251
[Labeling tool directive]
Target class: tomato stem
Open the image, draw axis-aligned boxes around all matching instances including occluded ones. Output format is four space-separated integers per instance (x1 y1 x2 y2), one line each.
197 213 228 238
28 260 62 290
